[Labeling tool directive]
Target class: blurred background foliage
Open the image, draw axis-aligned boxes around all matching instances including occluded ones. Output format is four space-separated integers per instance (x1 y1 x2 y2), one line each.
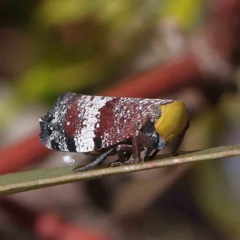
2 0 202 105
1 0 240 240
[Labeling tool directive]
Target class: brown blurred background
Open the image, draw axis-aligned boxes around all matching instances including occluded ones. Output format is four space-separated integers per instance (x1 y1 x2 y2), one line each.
1 0 240 239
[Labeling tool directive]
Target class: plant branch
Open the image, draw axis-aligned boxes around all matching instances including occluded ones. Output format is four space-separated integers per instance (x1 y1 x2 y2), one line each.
0 145 240 196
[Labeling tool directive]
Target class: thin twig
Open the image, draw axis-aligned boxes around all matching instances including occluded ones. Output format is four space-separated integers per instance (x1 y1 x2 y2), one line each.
0 145 239 196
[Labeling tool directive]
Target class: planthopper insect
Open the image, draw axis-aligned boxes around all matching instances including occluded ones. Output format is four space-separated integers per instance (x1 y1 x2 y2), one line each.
39 93 189 172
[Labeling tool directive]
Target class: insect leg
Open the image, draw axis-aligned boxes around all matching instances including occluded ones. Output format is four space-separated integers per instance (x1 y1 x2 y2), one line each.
110 144 132 167
144 147 155 160
147 149 160 160
144 134 166 160
137 131 158 160
127 136 141 163
117 145 133 160
147 140 166 160
172 120 190 156
145 143 165 160
74 148 115 172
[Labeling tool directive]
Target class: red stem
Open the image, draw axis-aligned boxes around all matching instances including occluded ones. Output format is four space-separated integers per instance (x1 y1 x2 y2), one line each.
102 54 202 98
0 135 51 174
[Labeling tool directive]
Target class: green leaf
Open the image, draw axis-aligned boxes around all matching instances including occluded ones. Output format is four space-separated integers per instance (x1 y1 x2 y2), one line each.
1 145 240 196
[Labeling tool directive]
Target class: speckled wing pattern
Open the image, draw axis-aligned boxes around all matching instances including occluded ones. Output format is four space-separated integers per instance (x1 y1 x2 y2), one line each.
39 93 174 153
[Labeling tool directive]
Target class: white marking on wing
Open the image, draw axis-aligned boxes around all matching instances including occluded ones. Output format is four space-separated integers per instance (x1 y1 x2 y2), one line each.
74 96 113 152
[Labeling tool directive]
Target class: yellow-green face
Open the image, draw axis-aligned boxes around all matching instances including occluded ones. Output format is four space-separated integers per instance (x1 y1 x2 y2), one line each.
154 100 188 143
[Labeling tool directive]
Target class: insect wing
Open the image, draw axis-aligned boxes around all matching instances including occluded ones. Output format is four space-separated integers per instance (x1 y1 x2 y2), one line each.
39 93 173 153
93 97 141 150
39 93 78 152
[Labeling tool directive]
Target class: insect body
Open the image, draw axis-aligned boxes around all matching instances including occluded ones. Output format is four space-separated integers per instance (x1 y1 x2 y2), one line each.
39 93 189 172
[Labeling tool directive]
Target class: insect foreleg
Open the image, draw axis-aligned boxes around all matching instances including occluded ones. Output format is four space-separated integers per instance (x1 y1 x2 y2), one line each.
171 120 190 156
144 134 165 160
144 148 155 160
74 148 115 172
145 149 160 160
134 131 160 160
